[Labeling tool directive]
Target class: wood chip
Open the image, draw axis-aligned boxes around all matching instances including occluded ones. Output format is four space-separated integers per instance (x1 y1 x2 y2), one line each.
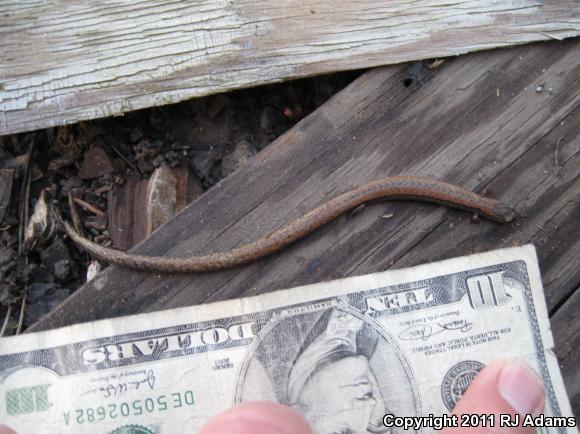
24 189 61 250
78 145 114 180
72 197 105 216
108 165 204 249
147 164 204 234
146 165 177 235
86 261 101 282
108 176 149 250
174 164 203 213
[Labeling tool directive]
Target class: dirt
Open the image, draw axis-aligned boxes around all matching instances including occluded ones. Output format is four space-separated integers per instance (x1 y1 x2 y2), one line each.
0 70 360 333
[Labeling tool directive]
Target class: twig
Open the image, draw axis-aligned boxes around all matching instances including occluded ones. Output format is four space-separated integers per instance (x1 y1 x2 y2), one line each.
16 137 35 334
0 305 12 337
18 137 36 255
67 192 83 235
72 196 105 216
16 295 26 334
110 144 140 175
427 59 445 70
94 185 113 195
553 137 564 176
85 221 107 231
68 192 84 233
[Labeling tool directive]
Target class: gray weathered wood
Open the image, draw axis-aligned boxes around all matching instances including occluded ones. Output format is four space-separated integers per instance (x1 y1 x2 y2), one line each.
29 39 580 413
1 0 579 135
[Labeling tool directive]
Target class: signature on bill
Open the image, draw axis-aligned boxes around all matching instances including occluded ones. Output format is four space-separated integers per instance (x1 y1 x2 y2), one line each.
82 369 156 398
398 319 473 341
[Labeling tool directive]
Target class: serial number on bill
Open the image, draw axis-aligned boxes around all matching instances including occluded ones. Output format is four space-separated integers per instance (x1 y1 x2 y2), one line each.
64 390 194 425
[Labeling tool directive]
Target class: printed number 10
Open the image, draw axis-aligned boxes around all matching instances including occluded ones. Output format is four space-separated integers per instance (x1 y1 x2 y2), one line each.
466 271 511 309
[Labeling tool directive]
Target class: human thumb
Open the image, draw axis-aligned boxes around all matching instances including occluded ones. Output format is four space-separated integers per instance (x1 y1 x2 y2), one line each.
442 359 545 434
199 401 313 434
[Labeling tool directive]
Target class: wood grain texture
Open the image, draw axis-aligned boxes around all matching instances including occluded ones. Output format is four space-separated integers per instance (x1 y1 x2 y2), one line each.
1 0 580 135
29 39 580 412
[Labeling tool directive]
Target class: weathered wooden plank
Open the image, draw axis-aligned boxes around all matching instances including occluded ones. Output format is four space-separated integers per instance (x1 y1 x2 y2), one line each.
553 287 580 418
1 0 579 135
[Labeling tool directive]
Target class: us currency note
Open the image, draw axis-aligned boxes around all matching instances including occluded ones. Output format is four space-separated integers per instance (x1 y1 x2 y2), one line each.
0 245 576 434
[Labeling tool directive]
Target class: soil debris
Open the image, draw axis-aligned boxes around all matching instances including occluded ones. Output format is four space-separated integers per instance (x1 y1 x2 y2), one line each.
0 70 360 332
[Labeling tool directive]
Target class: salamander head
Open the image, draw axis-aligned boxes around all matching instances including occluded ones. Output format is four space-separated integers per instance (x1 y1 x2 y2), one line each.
489 202 517 223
